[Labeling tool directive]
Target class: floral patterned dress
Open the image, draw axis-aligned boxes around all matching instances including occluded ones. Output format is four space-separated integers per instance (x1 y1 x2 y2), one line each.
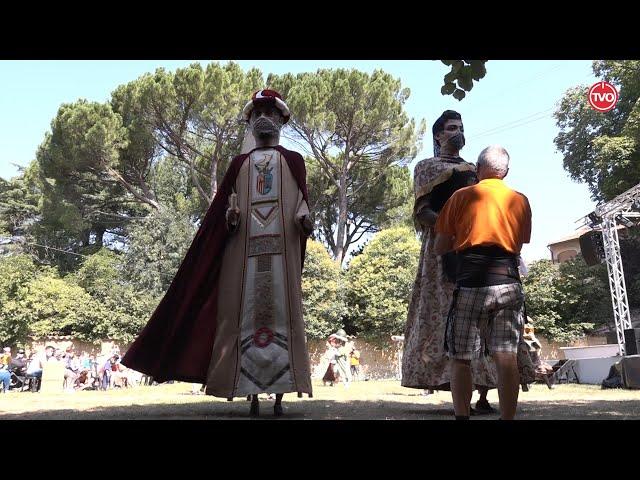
401 157 535 391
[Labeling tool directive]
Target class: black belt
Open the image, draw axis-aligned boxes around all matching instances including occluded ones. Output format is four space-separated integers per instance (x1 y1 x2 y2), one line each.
455 257 521 287
485 265 520 278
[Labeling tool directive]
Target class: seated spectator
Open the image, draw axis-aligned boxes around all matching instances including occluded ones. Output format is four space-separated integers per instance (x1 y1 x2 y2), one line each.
7 348 28 390
64 349 80 390
25 346 56 392
10 348 27 376
74 369 93 390
1 346 11 362
109 355 131 388
80 352 91 370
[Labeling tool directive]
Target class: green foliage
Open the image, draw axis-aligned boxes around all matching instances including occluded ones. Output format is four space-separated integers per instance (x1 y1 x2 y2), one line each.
523 259 609 342
555 60 640 202
0 61 491 345
0 255 40 345
0 162 41 235
440 60 488 101
301 240 346 338
556 257 611 330
70 249 157 341
113 62 264 205
0 251 157 346
18 274 106 341
121 207 196 297
619 231 640 309
0 255 105 343
269 68 425 263
346 227 420 337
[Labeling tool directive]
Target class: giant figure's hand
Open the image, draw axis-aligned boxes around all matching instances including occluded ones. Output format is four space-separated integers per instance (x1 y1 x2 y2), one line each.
298 214 313 237
415 206 438 227
226 207 241 231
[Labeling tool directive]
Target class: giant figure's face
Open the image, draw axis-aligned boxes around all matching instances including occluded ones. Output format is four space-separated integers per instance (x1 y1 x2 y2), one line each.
436 118 465 151
249 102 284 140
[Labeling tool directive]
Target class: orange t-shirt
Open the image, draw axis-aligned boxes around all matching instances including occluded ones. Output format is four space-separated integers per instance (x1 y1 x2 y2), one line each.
435 178 531 254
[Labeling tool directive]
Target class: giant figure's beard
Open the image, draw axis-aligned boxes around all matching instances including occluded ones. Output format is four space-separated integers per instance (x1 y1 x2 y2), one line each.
252 117 281 139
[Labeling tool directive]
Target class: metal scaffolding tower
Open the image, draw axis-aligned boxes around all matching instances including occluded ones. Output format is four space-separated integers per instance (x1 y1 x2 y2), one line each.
582 183 640 355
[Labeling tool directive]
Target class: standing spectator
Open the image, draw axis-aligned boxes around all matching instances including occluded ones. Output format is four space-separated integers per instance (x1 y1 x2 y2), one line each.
328 329 352 388
100 355 115 390
349 345 361 381
321 340 339 386
88 354 99 388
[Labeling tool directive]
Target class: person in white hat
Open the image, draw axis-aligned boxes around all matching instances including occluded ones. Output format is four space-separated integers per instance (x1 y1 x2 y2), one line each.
327 329 352 388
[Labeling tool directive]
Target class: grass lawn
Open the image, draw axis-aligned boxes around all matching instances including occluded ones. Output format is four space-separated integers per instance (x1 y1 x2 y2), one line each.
2 380 639 420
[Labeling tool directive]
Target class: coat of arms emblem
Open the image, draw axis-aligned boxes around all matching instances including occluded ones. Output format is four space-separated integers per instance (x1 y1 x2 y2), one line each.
255 156 273 195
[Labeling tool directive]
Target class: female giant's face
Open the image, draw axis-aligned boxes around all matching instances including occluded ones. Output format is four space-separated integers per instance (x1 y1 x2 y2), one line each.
436 119 465 151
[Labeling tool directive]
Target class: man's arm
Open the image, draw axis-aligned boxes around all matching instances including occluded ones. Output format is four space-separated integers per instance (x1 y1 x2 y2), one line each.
523 196 532 244
433 192 459 255
433 233 455 256
414 196 439 227
294 190 313 237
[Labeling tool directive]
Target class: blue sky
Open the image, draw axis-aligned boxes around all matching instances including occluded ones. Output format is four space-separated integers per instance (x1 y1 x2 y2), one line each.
0 60 599 261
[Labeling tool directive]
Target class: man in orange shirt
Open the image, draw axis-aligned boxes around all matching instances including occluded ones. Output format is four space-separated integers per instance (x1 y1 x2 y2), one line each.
434 145 531 420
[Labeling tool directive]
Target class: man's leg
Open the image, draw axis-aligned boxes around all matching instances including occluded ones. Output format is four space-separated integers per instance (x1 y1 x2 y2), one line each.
450 359 473 418
274 393 284 416
447 287 484 419
492 352 519 420
486 284 526 420
249 394 259 417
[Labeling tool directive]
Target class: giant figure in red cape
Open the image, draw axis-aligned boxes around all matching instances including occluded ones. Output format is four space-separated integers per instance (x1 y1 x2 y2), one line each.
123 89 313 416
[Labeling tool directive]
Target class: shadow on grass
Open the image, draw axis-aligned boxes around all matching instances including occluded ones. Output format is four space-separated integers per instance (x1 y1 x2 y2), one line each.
2 397 639 420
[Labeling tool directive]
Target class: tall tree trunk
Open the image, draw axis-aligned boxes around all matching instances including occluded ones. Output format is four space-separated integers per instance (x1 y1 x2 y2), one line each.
81 229 91 247
334 171 348 265
210 159 218 202
95 227 105 247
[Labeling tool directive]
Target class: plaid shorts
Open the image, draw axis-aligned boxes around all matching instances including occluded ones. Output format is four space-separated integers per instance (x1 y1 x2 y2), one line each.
445 283 525 360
